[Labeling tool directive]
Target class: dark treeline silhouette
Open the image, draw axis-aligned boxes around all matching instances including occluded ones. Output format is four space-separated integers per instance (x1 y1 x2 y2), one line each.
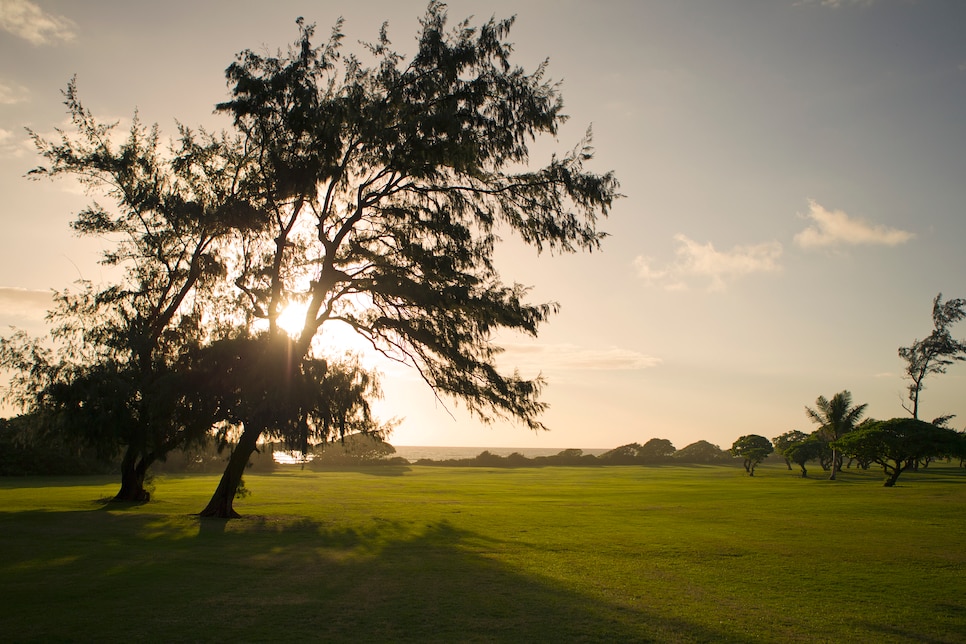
217 438 735 469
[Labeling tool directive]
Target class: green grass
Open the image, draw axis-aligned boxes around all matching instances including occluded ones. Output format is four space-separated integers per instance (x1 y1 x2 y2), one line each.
1 464 965 642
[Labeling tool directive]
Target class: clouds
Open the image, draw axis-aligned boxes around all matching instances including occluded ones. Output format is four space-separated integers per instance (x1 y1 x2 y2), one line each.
0 128 14 153
793 199 914 249
0 286 52 320
635 200 914 292
0 80 29 105
797 0 877 7
0 127 32 159
500 342 662 374
635 235 783 292
0 125 37 159
0 0 76 45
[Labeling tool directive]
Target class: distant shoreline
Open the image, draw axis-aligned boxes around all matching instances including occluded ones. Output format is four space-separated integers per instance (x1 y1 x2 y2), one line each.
389 446 610 462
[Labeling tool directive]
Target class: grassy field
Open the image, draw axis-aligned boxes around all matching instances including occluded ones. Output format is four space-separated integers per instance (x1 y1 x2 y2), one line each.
1 463 964 643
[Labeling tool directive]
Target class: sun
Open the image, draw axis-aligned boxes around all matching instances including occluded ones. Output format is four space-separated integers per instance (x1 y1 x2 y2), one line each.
273 299 381 365
276 301 310 338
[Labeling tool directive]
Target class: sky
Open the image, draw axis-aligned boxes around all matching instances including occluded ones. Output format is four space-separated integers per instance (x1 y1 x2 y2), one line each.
1 0 965 451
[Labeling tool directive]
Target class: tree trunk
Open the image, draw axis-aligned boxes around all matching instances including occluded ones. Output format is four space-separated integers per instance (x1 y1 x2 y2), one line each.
884 461 905 487
828 447 839 480
114 444 151 502
199 425 261 518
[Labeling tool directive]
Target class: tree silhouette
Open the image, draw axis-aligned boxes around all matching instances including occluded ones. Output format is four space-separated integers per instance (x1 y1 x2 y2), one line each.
198 4 619 516
2 84 247 501
898 293 966 420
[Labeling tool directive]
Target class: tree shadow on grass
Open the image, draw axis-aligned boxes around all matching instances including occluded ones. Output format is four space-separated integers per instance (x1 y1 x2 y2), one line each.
0 509 745 643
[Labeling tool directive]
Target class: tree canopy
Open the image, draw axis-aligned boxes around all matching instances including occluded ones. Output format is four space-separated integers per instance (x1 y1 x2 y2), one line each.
730 434 773 476
2 83 248 500
194 4 619 517
598 439 675 464
772 430 809 471
673 440 730 464
781 436 826 478
834 418 966 486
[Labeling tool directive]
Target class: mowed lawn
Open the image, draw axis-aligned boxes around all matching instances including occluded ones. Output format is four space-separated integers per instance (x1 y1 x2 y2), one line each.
1 464 964 643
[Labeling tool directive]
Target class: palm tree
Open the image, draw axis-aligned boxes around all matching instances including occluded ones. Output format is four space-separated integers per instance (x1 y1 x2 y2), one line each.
805 390 868 480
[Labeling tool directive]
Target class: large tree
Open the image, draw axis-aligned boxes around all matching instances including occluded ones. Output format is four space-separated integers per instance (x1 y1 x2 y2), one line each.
834 418 966 487
599 443 644 465
898 293 966 420
772 430 809 471
198 4 619 517
1 84 247 500
638 438 676 463
782 436 826 478
804 390 867 481
673 440 730 464
730 434 773 477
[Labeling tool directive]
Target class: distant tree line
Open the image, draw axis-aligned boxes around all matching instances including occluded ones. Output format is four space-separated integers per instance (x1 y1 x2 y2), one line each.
411 439 735 468
5 405 964 482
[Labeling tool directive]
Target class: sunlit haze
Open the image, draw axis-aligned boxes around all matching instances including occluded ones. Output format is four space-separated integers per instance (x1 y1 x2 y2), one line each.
2 0 965 450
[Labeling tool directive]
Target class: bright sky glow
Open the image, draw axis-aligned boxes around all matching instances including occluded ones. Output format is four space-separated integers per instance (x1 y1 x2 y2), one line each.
2 0 966 451
274 301 309 339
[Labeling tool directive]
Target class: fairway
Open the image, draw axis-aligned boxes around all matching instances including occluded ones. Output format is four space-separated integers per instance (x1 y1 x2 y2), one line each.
1 464 965 642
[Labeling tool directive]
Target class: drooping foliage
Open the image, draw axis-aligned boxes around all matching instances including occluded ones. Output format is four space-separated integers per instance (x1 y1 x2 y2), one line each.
192 334 387 455
2 85 249 500
198 3 619 516
218 6 617 418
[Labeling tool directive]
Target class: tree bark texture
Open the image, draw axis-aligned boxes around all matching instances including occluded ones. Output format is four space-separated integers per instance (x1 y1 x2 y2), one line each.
113 444 151 502
198 425 261 518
